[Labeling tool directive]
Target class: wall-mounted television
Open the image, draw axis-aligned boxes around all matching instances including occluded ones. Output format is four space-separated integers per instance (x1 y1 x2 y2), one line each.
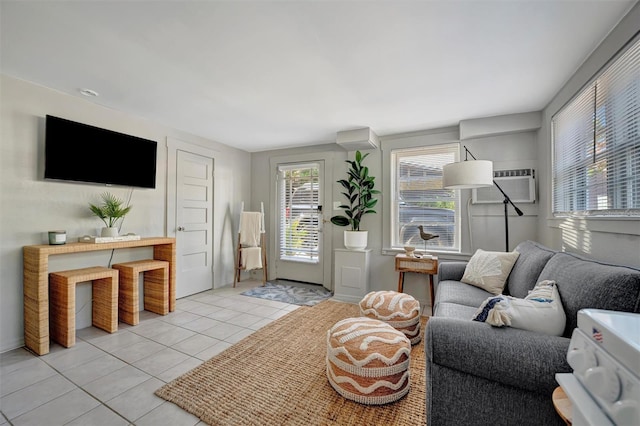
44 115 158 189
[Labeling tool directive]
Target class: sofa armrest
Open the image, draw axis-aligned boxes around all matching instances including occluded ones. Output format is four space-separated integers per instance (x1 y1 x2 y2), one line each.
425 317 571 394
437 261 467 282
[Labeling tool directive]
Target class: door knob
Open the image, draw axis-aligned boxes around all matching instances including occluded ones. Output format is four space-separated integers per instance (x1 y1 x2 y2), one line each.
177 226 185 231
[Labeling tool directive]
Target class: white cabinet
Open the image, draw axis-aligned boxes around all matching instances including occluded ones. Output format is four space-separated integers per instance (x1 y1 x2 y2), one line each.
333 249 370 303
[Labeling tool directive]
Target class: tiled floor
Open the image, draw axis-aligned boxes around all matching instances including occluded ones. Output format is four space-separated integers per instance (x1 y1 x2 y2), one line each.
0 280 302 426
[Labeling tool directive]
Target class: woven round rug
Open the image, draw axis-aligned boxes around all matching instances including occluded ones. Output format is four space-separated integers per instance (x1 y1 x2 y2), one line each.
155 299 427 425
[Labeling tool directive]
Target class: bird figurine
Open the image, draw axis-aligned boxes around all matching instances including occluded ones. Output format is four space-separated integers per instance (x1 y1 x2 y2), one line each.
417 225 439 252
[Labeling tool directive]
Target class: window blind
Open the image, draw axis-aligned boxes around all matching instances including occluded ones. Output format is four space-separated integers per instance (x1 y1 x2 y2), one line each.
391 143 459 250
552 37 640 216
278 163 320 263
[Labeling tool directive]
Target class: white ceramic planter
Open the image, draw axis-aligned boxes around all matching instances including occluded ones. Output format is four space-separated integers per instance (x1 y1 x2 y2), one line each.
101 227 119 237
344 230 368 250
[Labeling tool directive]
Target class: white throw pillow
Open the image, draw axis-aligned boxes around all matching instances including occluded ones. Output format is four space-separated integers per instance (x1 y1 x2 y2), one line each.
472 280 566 336
461 249 520 295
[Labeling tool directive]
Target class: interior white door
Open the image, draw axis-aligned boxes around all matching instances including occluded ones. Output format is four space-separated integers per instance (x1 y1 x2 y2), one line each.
175 149 214 297
275 161 324 284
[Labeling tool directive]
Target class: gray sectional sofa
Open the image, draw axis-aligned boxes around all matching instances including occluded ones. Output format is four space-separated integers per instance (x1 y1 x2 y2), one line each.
425 240 640 426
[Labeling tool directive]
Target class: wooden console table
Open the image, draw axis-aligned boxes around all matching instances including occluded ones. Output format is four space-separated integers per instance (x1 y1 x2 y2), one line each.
23 237 176 355
395 254 438 314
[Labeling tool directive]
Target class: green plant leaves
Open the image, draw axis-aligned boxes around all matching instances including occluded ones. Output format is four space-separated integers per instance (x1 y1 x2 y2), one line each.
88 192 132 228
330 150 379 231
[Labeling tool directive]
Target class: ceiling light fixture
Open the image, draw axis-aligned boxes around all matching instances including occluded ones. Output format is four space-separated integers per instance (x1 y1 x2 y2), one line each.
79 88 99 97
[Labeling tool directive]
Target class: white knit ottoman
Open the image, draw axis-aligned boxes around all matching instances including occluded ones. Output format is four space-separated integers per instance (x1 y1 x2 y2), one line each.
326 317 411 405
359 291 422 345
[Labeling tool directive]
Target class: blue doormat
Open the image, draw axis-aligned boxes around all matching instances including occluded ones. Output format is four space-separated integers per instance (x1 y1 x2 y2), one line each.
241 281 333 306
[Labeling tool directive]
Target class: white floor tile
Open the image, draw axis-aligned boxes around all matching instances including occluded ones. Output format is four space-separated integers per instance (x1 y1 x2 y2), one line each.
110 339 165 364
132 347 190 377
82 365 152 402
224 328 255 344
0 359 58 397
159 311 201 326
195 341 232 361
155 357 203 383
1 374 76 420
41 341 105 372
201 323 244 340
105 377 165 422
135 401 201 426
148 327 196 346
64 404 129 426
180 316 222 333
171 334 221 356
225 313 264 328
11 388 100 426
89 329 148 353
62 353 128 386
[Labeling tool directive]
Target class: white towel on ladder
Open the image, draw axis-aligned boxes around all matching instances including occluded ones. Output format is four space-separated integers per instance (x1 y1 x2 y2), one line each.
240 212 262 247
241 247 262 270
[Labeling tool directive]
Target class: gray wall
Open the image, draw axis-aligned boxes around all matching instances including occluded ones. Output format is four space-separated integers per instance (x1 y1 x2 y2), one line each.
0 75 251 352
536 2 640 268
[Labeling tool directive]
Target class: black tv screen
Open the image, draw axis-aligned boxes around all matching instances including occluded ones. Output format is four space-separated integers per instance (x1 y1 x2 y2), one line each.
44 115 157 189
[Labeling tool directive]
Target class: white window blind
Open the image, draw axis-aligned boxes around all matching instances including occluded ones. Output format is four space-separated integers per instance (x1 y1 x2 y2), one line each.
278 163 320 263
391 143 459 250
552 37 640 216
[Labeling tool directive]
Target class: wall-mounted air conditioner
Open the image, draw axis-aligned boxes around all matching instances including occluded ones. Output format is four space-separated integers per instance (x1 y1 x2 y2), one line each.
472 169 536 204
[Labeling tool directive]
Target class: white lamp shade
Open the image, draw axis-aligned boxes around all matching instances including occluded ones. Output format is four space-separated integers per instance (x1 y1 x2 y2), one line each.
442 160 493 189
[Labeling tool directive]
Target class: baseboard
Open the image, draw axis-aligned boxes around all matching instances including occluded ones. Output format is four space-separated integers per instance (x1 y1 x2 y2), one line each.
0 337 25 354
331 294 362 304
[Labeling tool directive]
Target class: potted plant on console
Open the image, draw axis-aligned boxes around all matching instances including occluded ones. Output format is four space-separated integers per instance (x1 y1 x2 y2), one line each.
89 192 132 237
330 150 380 250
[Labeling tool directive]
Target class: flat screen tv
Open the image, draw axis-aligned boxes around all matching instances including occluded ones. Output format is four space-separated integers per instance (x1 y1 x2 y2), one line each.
44 115 158 189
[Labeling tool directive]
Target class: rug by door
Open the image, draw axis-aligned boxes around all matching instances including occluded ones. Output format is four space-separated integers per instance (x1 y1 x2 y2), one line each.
240 280 333 306
155 300 427 426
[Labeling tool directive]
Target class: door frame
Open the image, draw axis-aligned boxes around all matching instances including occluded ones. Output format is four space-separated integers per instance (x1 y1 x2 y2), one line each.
269 152 334 290
166 137 217 290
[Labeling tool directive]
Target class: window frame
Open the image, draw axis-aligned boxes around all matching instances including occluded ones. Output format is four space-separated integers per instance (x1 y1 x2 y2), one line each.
381 129 465 254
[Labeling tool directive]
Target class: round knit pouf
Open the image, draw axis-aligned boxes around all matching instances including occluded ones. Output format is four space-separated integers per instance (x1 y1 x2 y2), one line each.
326 317 411 405
359 291 422 345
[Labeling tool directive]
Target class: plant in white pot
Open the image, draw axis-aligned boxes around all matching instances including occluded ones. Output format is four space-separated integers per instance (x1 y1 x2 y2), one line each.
330 150 380 250
89 192 132 237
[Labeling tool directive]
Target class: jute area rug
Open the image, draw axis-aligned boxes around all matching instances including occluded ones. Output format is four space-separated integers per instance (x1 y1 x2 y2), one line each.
155 299 428 426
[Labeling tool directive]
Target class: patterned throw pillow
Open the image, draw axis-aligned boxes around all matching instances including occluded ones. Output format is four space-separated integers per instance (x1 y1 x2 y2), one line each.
472 280 566 336
461 249 520 295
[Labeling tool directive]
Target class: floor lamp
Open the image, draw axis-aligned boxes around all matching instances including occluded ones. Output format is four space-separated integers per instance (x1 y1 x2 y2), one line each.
443 146 523 252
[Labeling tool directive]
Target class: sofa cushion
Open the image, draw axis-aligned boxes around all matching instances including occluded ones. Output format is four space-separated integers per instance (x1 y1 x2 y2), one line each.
507 241 556 298
435 280 494 309
539 252 640 336
434 302 478 319
461 249 520 295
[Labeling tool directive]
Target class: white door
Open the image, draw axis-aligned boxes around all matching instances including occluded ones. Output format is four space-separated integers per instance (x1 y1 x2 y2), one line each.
175 150 214 297
275 162 324 284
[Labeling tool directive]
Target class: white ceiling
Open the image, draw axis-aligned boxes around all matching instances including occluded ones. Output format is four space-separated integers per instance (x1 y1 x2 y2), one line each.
1 1 634 152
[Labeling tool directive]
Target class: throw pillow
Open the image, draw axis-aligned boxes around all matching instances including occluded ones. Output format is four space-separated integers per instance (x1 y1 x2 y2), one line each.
461 249 520 295
472 280 566 336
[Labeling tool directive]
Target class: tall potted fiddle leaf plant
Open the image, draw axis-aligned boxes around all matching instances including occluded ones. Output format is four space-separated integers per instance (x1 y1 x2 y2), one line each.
330 150 380 250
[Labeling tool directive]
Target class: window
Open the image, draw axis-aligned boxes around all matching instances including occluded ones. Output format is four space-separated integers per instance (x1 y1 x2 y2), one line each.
552 37 640 217
277 163 321 263
391 143 459 251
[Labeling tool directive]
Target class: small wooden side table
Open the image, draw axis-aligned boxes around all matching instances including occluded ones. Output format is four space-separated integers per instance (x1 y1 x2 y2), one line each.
395 254 438 314
552 386 572 425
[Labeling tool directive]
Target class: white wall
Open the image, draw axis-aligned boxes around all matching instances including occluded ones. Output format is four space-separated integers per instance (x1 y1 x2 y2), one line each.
0 75 251 352
536 2 640 268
